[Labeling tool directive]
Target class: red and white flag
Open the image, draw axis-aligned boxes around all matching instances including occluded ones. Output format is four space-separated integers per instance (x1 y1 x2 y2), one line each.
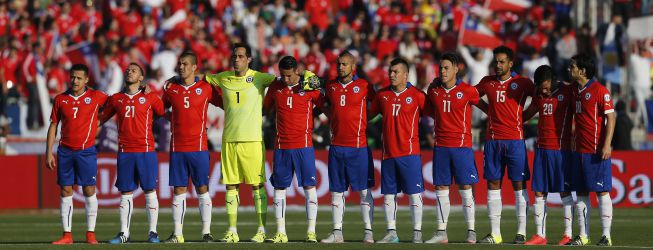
485 0 532 12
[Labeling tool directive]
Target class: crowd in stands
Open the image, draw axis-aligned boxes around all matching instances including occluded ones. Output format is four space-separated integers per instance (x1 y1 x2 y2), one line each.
0 0 650 152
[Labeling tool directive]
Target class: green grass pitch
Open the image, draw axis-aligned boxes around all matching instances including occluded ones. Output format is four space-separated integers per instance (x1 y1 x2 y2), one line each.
1 207 652 249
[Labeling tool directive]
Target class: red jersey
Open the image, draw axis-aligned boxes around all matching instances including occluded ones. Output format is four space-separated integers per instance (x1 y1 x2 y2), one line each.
102 91 165 152
264 81 323 149
475 73 535 140
370 84 426 159
50 88 108 150
324 77 376 148
533 83 574 150
163 80 217 152
573 80 614 154
426 80 480 148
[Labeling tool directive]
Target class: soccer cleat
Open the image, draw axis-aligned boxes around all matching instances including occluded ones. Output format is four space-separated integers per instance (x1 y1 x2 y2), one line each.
466 230 477 244
425 230 448 244
306 232 318 243
558 235 572 245
412 230 423 243
265 232 289 243
86 231 98 244
566 235 590 246
597 235 612 246
524 234 547 245
377 230 400 243
478 233 503 244
108 232 130 244
250 231 266 243
163 234 185 243
148 231 160 243
513 234 526 244
217 231 239 243
202 233 214 242
321 229 344 243
52 232 73 245
363 229 374 243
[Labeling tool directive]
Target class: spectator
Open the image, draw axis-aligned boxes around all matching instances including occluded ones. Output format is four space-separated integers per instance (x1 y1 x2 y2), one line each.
628 40 652 129
597 14 627 95
458 45 492 85
613 100 634 150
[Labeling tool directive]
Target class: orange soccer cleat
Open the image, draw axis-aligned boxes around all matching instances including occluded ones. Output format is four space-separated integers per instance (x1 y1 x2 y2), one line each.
52 232 73 245
86 231 98 244
524 234 547 245
558 235 572 245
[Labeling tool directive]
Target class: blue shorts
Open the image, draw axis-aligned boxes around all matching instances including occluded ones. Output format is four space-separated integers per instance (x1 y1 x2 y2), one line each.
116 152 159 192
169 151 210 187
270 147 317 188
328 146 375 192
571 152 612 192
57 146 97 186
381 155 424 195
432 147 479 186
532 149 572 193
483 140 530 181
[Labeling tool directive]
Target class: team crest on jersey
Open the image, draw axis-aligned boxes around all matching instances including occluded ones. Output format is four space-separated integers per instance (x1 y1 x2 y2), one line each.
585 93 591 100
139 97 146 104
557 94 564 101
604 94 611 101
353 86 360 93
510 82 518 90
406 97 413 104
456 92 463 99
195 88 202 95
298 90 306 96
84 97 91 104
246 76 254 83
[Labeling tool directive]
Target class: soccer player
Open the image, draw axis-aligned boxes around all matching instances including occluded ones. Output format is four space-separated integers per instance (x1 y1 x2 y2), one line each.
204 43 276 243
262 56 322 243
522 65 575 245
162 51 219 243
474 46 535 244
45 64 108 245
567 54 615 246
100 63 165 244
424 53 479 244
321 51 376 244
369 58 426 244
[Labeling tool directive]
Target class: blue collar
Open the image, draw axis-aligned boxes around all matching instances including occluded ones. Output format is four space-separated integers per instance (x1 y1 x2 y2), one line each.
579 78 596 92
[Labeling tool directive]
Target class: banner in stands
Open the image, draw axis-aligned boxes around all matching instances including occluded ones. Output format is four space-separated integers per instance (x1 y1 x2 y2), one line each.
1 151 652 208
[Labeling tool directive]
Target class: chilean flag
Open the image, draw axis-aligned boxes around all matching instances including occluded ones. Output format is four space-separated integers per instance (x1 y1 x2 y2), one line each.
459 13 503 49
65 42 101 87
485 0 532 13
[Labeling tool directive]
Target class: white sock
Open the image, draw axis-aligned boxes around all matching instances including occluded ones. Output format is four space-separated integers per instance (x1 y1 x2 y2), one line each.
305 188 318 233
172 193 187 236
487 190 502 236
60 196 73 232
274 189 287 234
459 189 475 230
85 193 98 232
409 193 423 231
515 190 528 235
576 195 590 238
198 192 212 235
331 192 345 230
533 196 547 237
561 195 574 237
598 194 613 238
384 194 397 230
359 189 374 230
119 194 134 237
435 190 450 230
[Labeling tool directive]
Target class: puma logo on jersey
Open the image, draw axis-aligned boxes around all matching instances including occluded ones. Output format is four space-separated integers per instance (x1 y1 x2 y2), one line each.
597 182 603 187
62 100 69 104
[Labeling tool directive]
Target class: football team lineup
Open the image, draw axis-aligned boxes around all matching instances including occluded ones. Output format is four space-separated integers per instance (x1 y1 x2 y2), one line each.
39 43 624 246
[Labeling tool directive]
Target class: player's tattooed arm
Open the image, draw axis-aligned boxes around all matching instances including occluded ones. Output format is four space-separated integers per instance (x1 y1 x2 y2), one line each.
474 99 489 114
522 103 539 121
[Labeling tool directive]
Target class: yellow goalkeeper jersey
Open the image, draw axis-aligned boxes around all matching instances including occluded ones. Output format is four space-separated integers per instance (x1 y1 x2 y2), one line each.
206 69 275 142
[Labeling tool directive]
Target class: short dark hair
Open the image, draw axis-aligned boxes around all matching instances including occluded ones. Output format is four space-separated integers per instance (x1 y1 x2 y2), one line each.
390 57 409 73
338 50 355 61
440 52 459 66
70 64 89 77
571 53 596 79
493 45 514 61
279 56 298 70
233 42 252 57
128 62 145 76
533 65 556 86
180 50 197 65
